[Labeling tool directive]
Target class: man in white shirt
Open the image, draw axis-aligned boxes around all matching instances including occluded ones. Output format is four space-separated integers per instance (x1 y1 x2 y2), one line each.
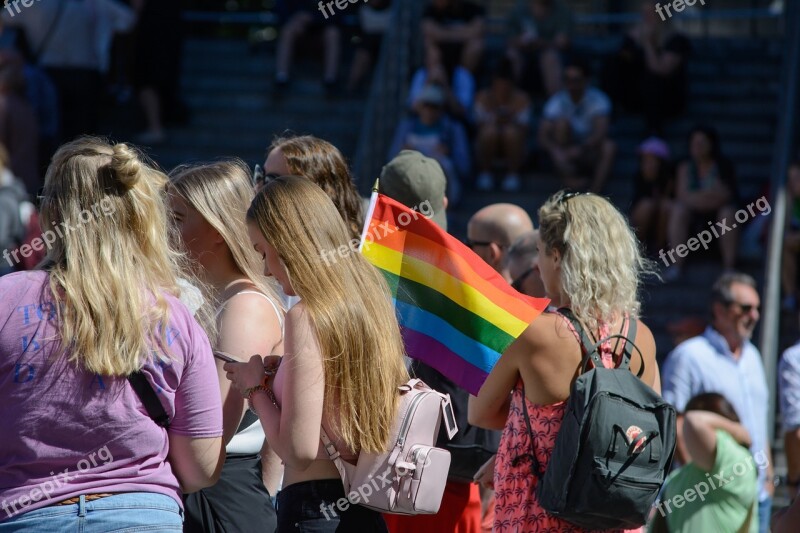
538 57 616 193
662 272 774 533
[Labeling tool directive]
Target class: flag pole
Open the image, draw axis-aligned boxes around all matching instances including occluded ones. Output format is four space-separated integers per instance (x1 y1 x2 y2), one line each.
358 179 380 253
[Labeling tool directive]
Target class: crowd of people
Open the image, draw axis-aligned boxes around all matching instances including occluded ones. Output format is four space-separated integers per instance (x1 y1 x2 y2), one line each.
1 1 799 533
2 132 797 533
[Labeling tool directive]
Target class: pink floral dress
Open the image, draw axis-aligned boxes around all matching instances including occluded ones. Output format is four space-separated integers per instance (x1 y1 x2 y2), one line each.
492 316 644 533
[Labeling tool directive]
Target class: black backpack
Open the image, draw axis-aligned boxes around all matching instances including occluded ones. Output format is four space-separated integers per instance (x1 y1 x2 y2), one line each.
516 308 677 529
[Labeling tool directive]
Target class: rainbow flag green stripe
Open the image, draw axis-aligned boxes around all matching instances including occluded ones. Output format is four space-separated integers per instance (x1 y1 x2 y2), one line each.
359 193 550 393
378 267 515 355
364 241 532 339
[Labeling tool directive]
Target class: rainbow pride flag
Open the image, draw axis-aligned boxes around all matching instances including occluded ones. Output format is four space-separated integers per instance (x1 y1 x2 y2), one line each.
360 192 550 395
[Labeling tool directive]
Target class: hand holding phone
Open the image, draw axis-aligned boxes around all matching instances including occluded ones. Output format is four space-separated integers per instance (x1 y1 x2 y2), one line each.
213 350 238 363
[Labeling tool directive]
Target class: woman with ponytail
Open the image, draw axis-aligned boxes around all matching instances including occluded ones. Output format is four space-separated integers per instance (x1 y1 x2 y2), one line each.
0 137 225 531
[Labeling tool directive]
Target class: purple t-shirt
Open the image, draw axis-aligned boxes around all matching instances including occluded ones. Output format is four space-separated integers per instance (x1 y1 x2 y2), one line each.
0 271 222 521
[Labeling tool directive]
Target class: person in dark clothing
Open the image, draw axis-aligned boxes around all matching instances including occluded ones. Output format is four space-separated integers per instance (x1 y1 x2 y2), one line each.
630 137 675 255
134 0 185 145
422 0 486 74
602 0 691 134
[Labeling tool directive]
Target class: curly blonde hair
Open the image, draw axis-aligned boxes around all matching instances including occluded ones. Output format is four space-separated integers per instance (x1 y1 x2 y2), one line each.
538 191 655 332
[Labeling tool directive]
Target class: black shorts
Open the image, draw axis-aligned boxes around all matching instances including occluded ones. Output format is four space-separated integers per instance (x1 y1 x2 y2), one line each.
275 479 387 532
184 454 277 533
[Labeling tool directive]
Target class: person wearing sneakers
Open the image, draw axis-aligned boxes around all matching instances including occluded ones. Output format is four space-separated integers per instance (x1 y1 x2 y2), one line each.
474 59 532 192
538 58 616 193
389 84 470 205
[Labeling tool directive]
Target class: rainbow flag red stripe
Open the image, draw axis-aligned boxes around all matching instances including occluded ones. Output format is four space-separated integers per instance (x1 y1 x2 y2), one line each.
360 193 550 394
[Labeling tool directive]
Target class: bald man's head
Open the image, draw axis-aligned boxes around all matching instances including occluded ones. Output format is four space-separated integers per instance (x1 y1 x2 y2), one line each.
467 203 534 279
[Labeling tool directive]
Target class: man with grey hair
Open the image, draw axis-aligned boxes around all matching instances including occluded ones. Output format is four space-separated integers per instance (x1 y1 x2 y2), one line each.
505 230 546 298
662 272 773 533
467 203 534 281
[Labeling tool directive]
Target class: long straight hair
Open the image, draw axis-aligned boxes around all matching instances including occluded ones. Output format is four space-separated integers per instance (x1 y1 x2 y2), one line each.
41 137 192 375
247 176 408 453
168 159 283 311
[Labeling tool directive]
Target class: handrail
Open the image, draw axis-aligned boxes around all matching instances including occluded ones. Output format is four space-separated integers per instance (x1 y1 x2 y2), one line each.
761 5 800 444
180 6 780 27
573 7 780 25
182 11 277 25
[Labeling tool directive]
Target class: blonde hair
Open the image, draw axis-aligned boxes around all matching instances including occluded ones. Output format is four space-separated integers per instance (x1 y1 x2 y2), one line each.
538 191 655 332
41 137 191 376
248 176 409 453
168 159 282 311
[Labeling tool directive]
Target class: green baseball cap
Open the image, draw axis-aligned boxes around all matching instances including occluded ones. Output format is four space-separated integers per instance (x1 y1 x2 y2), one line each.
379 150 447 231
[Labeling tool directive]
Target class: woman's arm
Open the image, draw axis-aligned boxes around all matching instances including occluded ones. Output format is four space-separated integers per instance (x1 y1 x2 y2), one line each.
216 293 283 444
167 434 225 493
468 332 524 430
683 411 751 472
235 303 325 471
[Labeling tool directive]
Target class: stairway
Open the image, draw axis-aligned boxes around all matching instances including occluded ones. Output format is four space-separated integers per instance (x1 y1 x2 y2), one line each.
136 38 367 173
449 36 783 358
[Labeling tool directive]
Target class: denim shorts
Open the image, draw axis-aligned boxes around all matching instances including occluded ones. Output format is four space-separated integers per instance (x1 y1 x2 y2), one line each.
275 479 387 533
0 492 183 533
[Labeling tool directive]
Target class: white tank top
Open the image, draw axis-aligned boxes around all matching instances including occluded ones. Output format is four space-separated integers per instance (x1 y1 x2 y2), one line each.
217 290 284 455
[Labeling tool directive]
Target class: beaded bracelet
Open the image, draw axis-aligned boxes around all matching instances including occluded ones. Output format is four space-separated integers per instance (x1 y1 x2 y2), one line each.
245 371 280 412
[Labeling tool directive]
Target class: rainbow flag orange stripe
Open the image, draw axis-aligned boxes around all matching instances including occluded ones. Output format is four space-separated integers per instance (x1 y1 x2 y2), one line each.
360 193 549 394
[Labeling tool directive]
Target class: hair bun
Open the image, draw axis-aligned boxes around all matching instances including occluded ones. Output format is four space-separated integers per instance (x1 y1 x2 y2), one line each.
111 143 142 189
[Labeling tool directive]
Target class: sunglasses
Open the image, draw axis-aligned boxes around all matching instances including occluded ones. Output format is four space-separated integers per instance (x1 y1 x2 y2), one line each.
465 239 506 250
558 190 589 204
511 266 536 292
253 165 280 188
727 300 760 314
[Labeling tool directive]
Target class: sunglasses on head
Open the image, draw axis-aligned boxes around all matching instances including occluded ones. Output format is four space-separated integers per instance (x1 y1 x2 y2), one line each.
558 190 589 205
253 165 280 188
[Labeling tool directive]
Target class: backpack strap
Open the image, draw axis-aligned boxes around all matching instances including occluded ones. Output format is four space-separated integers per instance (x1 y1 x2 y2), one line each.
511 384 544 480
557 308 604 372
558 308 645 378
128 371 170 429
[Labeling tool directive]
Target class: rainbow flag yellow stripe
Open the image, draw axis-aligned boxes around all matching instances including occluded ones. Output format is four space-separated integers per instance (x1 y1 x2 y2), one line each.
360 193 549 394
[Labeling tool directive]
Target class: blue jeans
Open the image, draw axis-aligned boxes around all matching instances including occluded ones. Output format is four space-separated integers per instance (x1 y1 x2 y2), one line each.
0 492 183 532
757 496 772 533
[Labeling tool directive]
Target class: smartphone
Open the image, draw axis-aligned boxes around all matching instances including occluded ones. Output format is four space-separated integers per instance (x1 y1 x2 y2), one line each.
213 351 238 363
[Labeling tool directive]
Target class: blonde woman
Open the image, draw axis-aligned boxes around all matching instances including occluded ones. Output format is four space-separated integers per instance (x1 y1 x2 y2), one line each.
0 137 224 531
469 191 661 533
167 160 285 532
225 176 409 532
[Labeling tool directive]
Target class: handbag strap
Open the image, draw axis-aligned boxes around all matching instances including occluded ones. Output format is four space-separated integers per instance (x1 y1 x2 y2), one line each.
128 371 170 428
319 426 350 490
